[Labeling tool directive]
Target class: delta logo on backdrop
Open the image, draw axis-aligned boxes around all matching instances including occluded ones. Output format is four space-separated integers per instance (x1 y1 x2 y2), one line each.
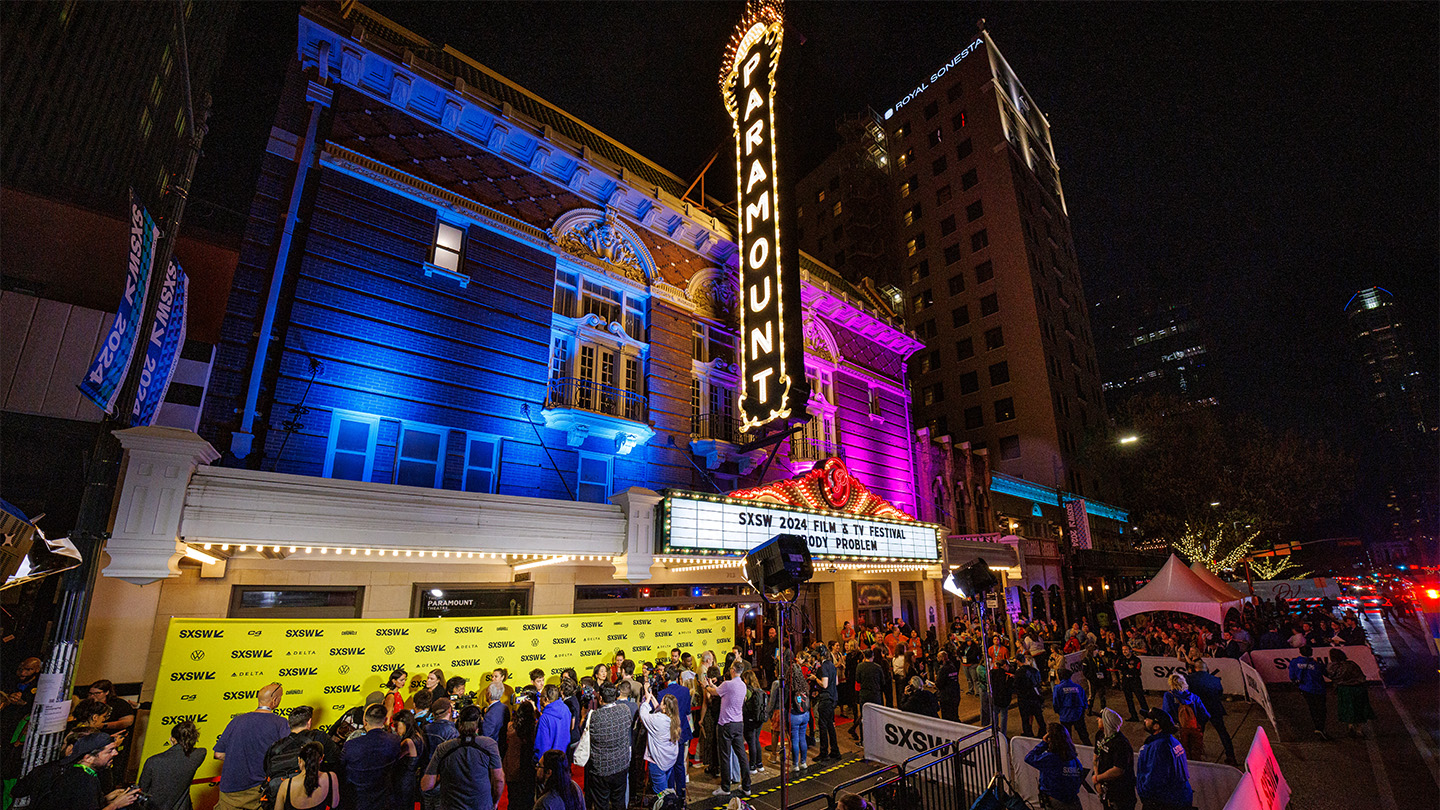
145 610 735 797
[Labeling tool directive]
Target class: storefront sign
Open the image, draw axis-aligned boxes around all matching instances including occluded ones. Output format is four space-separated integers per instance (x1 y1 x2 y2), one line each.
662 491 942 561
721 1 806 430
1241 645 1380 683
145 610 735 805
416 587 530 618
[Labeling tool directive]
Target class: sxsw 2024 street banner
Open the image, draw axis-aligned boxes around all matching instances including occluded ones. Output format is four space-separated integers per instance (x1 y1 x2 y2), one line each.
146 611 734 796
79 191 159 413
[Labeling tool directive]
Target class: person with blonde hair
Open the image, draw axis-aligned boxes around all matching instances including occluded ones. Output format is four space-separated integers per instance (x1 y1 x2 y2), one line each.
1160 672 1207 758
639 686 682 797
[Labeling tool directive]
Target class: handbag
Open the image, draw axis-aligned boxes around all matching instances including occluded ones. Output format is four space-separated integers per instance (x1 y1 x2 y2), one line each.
572 711 593 767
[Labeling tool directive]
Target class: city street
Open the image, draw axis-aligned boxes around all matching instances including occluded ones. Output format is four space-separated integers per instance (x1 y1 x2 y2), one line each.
686 612 1440 810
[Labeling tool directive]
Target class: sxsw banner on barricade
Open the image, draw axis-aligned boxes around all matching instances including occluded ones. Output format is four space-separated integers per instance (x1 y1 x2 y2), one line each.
79 190 160 413
1239 659 1279 734
146 610 733 799
860 703 1008 785
1222 726 1290 810
1140 655 1246 695
1242 645 1380 684
131 258 189 426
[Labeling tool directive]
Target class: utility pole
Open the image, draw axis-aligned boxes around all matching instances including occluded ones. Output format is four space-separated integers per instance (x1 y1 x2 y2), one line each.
19 5 211 779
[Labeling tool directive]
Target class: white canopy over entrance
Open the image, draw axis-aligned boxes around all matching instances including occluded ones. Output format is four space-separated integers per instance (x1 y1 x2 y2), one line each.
1114 554 1245 625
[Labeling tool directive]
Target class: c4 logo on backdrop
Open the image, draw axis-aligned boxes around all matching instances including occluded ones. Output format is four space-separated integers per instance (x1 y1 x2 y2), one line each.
146 609 736 802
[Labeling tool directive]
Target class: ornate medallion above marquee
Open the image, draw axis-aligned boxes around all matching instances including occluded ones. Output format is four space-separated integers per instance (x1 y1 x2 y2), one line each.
548 207 657 286
729 457 914 521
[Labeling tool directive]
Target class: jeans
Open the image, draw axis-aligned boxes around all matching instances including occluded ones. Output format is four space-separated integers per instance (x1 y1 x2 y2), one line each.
1089 681 1109 712
746 725 762 769
815 699 838 758
1018 703 1045 738
718 721 751 792
1062 718 1090 745
789 712 810 766
673 733 690 793
1207 713 1237 762
993 701 1010 737
1302 691 1327 733
584 766 628 810
647 761 674 796
1122 685 1148 719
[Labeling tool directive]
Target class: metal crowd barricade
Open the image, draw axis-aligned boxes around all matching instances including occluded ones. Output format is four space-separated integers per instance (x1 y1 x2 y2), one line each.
785 727 1001 810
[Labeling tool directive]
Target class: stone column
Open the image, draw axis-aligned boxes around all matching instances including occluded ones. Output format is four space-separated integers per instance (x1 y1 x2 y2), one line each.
610 487 662 582
102 427 219 585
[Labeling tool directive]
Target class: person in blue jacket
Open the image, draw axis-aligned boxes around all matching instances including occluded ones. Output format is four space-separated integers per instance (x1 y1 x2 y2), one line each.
1052 667 1090 744
1185 662 1236 766
1023 722 1085 810
534 684 573 762
1136 708 1193 810
1287 645 1329 740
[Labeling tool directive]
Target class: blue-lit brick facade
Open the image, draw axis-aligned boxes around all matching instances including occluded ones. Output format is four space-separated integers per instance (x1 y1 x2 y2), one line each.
199 3 924 512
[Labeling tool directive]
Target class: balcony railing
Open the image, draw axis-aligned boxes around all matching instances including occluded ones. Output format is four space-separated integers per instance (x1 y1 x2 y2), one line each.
691 412 747 444
789 436 843 462
546 377 647 423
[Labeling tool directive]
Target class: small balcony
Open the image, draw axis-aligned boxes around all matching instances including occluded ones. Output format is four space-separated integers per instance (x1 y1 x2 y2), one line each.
541 377 654 455
688 412 755 471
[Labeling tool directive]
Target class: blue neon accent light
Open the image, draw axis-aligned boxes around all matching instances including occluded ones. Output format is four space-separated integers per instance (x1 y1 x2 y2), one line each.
990 472 1129 523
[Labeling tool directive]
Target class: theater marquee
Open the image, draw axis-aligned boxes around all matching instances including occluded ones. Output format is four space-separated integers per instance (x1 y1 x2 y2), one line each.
721 0 807 431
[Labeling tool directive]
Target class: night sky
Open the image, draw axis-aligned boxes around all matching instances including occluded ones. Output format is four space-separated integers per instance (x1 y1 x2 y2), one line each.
195 1 1438 472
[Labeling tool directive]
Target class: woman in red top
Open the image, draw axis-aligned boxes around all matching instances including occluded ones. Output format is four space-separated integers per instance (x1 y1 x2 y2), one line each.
382 668 407 726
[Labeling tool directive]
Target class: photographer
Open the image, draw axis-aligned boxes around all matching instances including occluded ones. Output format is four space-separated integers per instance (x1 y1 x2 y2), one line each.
422 705 505 810
637 680 681 798
535 684 573 764
812 644 839 762
656 665 691 794
139 720 205 810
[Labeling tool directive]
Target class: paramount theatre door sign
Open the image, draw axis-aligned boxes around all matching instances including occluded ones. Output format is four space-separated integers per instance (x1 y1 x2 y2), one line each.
721 0 807 431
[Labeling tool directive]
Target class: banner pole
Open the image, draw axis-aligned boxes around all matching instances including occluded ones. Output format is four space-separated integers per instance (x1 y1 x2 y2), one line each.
17 86 212 786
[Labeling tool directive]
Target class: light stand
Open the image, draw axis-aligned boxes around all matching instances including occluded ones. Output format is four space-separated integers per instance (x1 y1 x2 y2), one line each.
945 559 1007 786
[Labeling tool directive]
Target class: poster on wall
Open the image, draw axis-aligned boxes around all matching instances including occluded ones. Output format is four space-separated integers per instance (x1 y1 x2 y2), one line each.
145 609 735 804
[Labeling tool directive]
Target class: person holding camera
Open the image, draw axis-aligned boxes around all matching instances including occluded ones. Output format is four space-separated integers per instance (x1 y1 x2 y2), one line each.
638 680 682 798
23 732 140 810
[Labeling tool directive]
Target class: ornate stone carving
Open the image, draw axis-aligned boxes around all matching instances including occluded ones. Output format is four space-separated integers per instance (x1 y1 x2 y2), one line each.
803 315 839 362
549 208 652 285
689 273 739 320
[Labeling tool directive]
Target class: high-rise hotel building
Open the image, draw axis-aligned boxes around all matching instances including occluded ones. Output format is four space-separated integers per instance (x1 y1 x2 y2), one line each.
798 28 1107 496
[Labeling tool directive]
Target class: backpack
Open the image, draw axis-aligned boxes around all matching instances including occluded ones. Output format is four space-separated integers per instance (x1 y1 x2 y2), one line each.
1175 702 1205 757
743 687 765 729
653 788 685 810
791 689 810 715
260 733 310 809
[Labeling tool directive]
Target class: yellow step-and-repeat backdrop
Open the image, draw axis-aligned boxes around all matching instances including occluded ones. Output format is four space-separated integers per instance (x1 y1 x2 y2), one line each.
144 609 734 794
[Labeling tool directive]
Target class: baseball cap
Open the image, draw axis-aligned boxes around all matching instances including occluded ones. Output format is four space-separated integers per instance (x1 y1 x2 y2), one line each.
62 732 114 764
1141 707 1176 732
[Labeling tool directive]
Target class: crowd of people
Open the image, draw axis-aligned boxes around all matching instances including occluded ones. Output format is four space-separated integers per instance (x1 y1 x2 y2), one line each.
1 591 1383 810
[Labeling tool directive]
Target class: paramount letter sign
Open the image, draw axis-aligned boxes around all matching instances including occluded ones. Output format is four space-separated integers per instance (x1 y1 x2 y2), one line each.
721 1 806 431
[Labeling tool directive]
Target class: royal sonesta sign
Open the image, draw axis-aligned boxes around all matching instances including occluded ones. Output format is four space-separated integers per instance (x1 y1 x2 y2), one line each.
721 1 806 431
885 37 985 120
661 491 942 562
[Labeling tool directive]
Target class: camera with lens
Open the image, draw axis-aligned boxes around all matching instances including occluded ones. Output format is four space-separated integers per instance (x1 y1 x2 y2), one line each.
516 685 539 704
125 787 157 810
579 683 596 705
453 690 479 709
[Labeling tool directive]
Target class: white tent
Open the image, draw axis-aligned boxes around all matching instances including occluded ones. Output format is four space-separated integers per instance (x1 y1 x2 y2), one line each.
1114 554 1245 625
1189 561 1250 602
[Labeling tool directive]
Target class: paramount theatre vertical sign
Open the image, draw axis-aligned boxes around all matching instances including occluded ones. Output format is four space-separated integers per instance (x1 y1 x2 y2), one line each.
721 0 807 432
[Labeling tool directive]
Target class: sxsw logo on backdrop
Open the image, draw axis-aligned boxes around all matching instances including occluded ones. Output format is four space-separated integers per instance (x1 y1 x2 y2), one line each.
655 631 673 639
452 658 487 667
329 647 366 656
455 627 483 634
288 629 323 638
524 623 549 631
415 644 445 653
675 617 693 624
372 663 404 673
521 653 546 662
552 637 576 645
280 667 319 677
224 690 259 701
170 671 216 682
489 641 515 649
608 634 626 641
179 629 224 639
231 650 273 659
581 649 602 657
161 713 208 724
581 621 603 629
1150 663 1220 679
325 684 362 695
377 628 409 636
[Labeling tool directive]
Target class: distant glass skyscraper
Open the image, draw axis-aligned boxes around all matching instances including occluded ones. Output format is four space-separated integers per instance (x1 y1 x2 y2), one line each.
1095 294 1218 411
1343 286 1437 556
